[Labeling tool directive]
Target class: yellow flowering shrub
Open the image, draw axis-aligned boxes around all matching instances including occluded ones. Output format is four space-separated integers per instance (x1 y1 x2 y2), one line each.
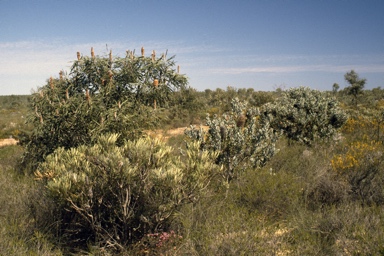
331 141 382 175
341 117 367 134
341 115 384 142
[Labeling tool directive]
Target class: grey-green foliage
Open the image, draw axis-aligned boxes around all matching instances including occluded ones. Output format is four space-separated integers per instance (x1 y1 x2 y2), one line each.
35 134 220 251
20 49 188 169
185 98 280 182
262 86 348 145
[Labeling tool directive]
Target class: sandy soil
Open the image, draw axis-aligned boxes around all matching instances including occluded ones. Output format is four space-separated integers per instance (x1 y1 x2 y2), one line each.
0 138 18 147
147 126 208 140
0 126 207 147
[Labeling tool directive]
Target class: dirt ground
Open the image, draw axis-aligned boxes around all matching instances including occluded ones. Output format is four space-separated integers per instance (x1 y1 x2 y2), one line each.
0 126 208 147
147 126 208 140
0 138 18 147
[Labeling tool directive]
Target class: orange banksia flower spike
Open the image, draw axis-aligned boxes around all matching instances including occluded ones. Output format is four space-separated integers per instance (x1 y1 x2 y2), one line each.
86 89 91 104
153 79 159 109
49 77 54 89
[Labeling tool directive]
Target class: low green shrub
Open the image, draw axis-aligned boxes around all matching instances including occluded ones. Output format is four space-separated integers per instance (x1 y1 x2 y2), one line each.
236 167 302 219
35 134 220 252
287 203 384 255
305 170 349 210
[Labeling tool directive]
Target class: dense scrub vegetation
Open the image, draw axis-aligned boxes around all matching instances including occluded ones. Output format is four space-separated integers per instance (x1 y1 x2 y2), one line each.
1 50 384 255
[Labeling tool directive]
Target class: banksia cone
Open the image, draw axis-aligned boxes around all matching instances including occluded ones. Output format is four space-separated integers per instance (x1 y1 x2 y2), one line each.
126 50 134 59
40 115 43 124
118 101 121 109
236 114 246 128
85 89 90 103
49 77 54 89
59 71 63 80
220 125 227 140
109 50 113 63
177 65 180 74
77 51 81 60
141 46 145 56
101 79 105 86
153 79 159 109
152 50 156 61
65 89 69 100
108 70 113 79
91 47 95 58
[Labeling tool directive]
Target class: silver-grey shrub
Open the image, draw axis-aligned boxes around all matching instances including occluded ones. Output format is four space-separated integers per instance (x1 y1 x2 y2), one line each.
185 98 280 182
261 86 348 145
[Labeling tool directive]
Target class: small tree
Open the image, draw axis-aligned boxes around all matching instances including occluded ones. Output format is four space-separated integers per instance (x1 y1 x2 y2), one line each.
332 83 339 94
344 70 366 105
262 87 348 145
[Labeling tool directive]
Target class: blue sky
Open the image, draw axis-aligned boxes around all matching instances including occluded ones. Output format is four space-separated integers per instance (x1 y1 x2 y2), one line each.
0 0 383 95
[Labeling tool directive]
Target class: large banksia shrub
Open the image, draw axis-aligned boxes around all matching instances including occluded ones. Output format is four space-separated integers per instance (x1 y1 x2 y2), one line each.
20 48 188 170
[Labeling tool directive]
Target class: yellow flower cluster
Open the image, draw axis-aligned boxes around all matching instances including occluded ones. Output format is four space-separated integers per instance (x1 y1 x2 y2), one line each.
341 114 384 143
331 141 381 175
376 99 384 108
341 117 369 133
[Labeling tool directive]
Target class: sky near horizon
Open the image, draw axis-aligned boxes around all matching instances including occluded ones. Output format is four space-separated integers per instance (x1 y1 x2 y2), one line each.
0 0 383 95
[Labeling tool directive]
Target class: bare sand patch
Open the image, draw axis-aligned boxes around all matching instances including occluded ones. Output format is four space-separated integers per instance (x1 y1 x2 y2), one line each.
0 138 18 147
147 126 208 140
